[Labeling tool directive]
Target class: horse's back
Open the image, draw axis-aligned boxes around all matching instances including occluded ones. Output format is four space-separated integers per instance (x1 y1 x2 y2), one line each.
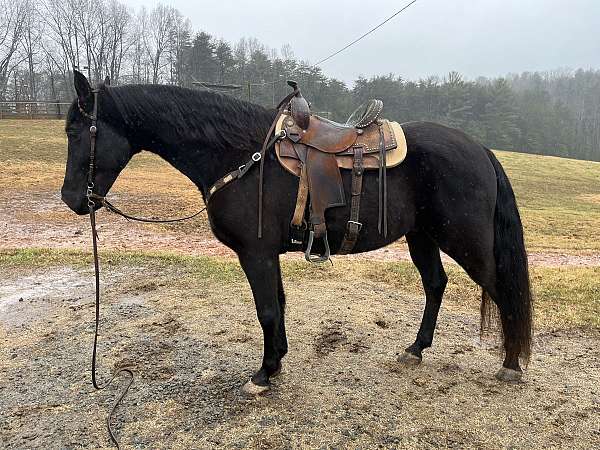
401 121 498 203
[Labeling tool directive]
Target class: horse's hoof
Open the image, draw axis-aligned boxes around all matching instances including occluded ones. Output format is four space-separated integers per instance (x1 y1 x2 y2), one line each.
495 367 523 382
398 351 422 366
241 380 270 396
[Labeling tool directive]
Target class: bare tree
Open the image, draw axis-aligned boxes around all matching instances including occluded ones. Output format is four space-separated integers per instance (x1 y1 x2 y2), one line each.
166 9 191 86
42 0 81 92
128 7 148 83
104 0 131 83
145 4 175 84
0 0 27 100
19 0 42 100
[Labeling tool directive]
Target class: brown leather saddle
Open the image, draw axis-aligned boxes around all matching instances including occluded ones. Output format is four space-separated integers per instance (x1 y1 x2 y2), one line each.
275 81 407 262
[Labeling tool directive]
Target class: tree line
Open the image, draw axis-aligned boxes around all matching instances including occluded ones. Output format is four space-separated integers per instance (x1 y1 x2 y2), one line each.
1 0 598 161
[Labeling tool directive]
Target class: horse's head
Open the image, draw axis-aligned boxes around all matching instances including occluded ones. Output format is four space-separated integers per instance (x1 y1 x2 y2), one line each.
61 71 134 215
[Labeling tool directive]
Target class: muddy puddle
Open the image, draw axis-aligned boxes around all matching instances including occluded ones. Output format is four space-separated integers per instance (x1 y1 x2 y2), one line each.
0 268 90 327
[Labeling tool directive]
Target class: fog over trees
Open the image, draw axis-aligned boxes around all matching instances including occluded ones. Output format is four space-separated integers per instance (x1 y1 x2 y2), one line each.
1 0 598 161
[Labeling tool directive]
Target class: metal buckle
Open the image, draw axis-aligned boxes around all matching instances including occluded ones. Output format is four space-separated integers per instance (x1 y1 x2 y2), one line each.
89 125 97 135
347 220 362 231
290 221 307 245
238 164 246 173
251 152 261 162
279 129 287 139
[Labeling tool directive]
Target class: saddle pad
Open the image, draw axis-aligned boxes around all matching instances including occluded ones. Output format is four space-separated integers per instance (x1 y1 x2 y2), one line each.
275 114 408 177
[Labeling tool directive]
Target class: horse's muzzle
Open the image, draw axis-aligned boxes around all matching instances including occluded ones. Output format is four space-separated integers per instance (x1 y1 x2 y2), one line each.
61 187 96 215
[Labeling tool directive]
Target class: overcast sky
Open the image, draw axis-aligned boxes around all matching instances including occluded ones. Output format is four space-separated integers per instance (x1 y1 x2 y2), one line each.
124 0 600 84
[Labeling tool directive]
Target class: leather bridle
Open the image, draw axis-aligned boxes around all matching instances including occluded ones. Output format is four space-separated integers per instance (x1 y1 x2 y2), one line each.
78 85 295 448
80 88 207 449
80 88 132 450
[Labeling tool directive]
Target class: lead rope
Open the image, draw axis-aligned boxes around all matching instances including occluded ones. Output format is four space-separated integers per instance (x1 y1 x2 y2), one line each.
87 199 206 450
84 89 130 450
83 87 206 449
89 204 134 450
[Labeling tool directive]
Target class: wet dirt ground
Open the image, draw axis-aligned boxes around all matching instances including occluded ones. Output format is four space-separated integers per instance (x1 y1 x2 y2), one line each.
1 262 599 449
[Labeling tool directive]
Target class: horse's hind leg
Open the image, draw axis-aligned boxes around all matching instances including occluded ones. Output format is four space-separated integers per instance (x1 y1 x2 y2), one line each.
444 241 525 382
399 231 448 365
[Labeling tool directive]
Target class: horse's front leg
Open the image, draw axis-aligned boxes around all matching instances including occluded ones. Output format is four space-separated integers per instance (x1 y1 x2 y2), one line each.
238 251 286 395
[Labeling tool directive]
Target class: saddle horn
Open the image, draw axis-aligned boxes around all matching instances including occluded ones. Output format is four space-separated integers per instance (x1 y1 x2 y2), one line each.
287 80 310 130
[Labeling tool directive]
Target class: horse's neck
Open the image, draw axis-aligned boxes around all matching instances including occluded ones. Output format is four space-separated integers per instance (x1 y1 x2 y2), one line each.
133 110 268 195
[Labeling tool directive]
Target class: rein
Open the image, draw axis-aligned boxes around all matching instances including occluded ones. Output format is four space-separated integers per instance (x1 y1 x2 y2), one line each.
84 90 134 450
82 89 207 449
79 86 290 448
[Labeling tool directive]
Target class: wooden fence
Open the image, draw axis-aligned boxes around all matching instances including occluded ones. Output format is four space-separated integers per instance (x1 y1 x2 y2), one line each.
0 101 72 119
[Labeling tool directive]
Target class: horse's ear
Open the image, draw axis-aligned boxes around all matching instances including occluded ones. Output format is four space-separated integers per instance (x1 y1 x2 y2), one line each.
104 76 111 86
73 70 91 99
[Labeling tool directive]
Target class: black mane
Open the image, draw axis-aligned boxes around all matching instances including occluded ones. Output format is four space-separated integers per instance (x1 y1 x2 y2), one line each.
71 84 276 153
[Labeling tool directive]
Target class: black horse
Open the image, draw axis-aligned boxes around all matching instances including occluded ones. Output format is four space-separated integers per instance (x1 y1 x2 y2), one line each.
61 71 533 394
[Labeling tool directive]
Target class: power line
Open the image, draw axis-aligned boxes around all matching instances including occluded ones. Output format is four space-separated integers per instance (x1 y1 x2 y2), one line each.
311 0 418 68
250 0 419 88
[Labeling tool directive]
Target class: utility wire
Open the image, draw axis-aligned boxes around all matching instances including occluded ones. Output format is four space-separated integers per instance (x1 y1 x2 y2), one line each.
250 0 419 88
193 1 420 93
311 0 418 68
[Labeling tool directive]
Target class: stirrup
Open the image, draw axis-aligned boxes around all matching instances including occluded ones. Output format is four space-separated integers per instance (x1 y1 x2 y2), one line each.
305 230 331 263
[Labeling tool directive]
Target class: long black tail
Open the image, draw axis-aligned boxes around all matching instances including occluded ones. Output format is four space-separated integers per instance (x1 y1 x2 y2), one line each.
482 149 533 363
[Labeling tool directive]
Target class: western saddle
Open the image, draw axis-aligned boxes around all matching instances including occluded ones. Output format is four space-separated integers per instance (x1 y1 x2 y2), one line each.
275 81 407 262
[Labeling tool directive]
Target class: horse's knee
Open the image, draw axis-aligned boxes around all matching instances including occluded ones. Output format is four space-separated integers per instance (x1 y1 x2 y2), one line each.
426 271 447 298
256 307 279 328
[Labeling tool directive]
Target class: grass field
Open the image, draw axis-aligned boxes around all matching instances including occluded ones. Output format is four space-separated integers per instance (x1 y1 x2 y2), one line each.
1 119 600 329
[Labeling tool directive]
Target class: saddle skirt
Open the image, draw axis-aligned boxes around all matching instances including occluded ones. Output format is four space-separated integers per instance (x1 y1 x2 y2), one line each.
275 114 408 177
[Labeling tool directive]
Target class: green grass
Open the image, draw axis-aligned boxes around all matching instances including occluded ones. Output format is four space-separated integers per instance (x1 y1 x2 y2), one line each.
2 248 598 329
0 247 243 283
496 150 600 252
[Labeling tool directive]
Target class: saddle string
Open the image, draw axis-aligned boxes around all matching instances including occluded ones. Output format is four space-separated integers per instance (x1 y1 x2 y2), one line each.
378 124 388 237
